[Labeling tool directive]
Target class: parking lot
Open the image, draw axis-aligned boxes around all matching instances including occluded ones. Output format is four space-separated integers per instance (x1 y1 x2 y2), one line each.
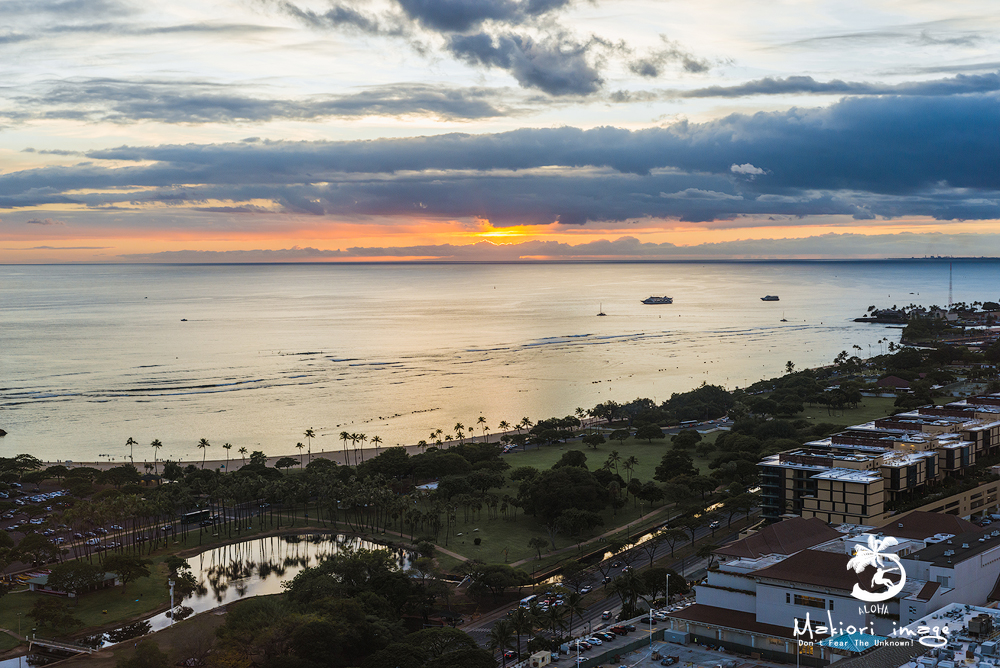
603 641 792 668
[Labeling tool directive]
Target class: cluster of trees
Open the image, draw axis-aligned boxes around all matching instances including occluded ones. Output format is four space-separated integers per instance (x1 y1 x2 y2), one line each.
207 546 491 668
589 384 734 429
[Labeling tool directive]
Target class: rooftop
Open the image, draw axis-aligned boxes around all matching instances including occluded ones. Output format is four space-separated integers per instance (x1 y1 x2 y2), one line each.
907 527 998 567
751 549 886 592
874 510 979 541
715 517 842 560
811 468 882 483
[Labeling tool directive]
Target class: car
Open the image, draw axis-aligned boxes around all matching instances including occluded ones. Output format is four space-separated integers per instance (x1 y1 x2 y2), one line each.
579 586 592 594
638 617 658 625
503 651 517 660
110 524 123 530
73 532 83 539
574 658 586 665
709 520 721 529
621 566 632 572
575 641 591 651
660 657 678 666
603 576 612 584
602 610 612 620
586 637 602 646
610 626 628 635
611 561 621 567
623 624 636 632
597 632 615 641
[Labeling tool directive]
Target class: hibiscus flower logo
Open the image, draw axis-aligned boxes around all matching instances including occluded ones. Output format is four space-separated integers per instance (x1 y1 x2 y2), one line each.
847 535 906 603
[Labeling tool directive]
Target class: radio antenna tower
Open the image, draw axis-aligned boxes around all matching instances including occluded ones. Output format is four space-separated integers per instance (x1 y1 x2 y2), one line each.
949 262 953 308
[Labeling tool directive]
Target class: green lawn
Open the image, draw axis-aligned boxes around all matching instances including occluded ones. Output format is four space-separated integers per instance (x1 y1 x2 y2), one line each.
793 395 899 427
0 561 170 642
0 633 22 653
413 433 724 569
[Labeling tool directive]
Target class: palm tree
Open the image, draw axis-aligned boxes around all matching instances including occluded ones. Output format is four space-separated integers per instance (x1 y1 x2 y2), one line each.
304 428 315 464
487 618 515 667
340 431 351 465
371 435 382 457
238 446 248 466
126 437 137 464
498 420 511 439
357 433 367 464
509 607 533 662
564 591 587 636
296 442 305 468
150 439 163 474
477 416 488 441
222 443 232 472
624 455 638 484
454 423 465 444
197 438 211 469
607 450 621 478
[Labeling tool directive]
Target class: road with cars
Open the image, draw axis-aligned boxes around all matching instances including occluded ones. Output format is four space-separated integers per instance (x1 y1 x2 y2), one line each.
465 516 756 662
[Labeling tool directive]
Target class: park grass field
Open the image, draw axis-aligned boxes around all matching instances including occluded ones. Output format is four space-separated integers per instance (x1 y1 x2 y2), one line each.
0 560 170 643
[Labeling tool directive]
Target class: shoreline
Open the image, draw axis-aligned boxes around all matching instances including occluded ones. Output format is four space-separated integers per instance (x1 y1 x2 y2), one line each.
44 419 607 472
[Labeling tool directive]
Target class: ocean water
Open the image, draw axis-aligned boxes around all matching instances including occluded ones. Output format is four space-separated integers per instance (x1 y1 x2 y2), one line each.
0 260 992 464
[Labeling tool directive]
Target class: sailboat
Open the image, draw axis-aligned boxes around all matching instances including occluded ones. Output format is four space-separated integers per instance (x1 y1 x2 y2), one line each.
780 311 788 322
597 303 607 316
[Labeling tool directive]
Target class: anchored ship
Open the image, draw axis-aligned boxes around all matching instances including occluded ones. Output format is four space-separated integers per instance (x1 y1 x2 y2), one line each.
641 296 673 304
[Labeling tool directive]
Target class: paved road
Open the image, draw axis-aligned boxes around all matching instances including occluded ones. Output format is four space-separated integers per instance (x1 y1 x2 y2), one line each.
464 513 757 652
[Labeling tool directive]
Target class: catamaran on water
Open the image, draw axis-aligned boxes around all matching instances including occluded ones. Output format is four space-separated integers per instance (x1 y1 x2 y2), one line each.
641 296 673 304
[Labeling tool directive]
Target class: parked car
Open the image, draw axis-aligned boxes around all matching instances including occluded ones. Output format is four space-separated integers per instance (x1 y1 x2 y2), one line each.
579 586 592 594
638 617 658 625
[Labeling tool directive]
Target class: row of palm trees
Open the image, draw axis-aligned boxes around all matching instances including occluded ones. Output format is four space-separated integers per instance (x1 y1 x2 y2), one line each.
486 590 589 666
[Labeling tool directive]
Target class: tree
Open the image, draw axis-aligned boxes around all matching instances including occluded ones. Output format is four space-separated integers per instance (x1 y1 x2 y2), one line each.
275 457 298 470
29 597 80 631
610 429 630 447
785 361 795 374
304 428 315 463
527 537 548 560
150 439 163 474
222 442 232 471
237 446 248 466
635 424 665 443
487 618 515 666
48 560 103 598
654 450 699 481
17 533 58 565
197 438 211 469
115 641 170 668
670 429 702 451
459 561 530 601
582 433 605 449
552 450 588 469
371 435 382 458
102 553 152 594
126 436 137 464
296 442 306 467
661 528 688 557
520 467 608 549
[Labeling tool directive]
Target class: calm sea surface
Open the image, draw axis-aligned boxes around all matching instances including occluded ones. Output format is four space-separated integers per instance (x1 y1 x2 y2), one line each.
1 261 993 463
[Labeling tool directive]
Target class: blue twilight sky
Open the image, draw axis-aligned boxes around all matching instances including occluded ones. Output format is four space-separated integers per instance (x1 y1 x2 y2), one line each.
1 0 999 261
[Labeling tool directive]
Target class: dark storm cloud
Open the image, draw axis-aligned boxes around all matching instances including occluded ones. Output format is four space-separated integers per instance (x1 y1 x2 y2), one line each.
395 0 570 32
275 0 409 36
628 36 710 78
3 80 516 123
269 0 613 96
680 71 1000 98
3 93 998 223
448 32 603 95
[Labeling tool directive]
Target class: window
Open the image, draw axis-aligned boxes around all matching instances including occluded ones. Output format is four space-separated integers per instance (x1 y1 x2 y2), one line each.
829 599 834 611
935 576 950 587
786 593 790 604
794 594 826 609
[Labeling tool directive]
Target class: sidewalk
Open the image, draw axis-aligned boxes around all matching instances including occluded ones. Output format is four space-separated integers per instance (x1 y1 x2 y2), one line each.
510 505 674 568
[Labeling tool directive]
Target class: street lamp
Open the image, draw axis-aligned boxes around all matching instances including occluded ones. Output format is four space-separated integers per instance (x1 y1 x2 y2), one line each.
168 579 176 624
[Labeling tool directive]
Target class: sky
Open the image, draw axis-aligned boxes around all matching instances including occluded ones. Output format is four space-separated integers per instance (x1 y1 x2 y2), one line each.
1 0 999 262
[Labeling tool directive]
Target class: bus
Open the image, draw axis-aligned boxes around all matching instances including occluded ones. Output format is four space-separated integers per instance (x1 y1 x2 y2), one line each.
181 509 210 524
519 595 537 608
